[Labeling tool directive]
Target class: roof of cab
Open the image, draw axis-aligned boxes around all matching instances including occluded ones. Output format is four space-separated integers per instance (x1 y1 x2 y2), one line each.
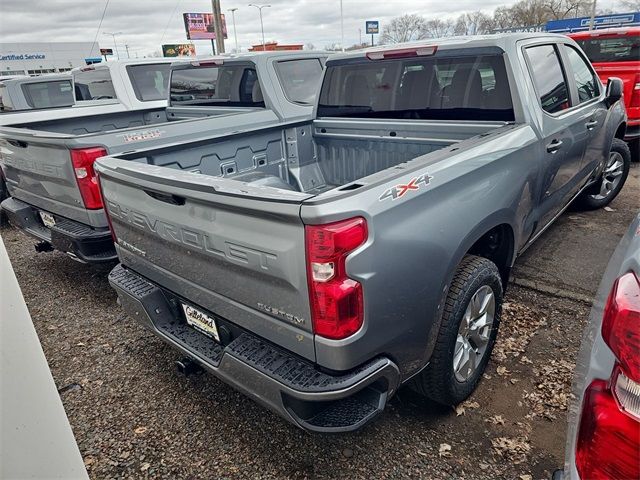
326 32 569 62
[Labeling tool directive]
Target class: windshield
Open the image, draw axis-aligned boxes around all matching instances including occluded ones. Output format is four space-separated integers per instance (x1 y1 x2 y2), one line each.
274 58 324 105
22 80 75 108
127 63 171 101
317 54 514 121
73 68 116 101
169 63 265 108
575 35 640 63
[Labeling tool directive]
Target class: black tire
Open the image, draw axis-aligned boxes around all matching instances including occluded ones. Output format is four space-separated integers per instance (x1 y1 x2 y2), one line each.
411 255 503 406
576 138 631 210
0 177 8 228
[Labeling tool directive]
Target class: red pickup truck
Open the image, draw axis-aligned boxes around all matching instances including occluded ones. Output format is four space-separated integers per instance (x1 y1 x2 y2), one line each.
569 27 640 144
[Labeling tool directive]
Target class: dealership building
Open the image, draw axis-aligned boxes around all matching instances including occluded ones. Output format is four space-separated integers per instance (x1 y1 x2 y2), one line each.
0 42 97 76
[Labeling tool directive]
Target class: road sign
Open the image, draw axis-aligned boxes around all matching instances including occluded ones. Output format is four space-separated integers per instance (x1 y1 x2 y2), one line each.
366 21 379 34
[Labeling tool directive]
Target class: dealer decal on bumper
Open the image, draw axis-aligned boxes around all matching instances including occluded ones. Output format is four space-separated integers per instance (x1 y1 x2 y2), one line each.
379 173 432 202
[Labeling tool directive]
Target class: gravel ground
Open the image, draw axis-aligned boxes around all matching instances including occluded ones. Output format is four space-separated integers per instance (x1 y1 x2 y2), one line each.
2 166 638 479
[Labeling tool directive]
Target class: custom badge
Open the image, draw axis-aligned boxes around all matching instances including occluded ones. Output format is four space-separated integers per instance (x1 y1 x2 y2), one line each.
379 173 432 202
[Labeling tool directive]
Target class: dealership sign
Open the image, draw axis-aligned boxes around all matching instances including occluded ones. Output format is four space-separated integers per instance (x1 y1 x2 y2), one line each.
366 21 379 34
0 53 46 61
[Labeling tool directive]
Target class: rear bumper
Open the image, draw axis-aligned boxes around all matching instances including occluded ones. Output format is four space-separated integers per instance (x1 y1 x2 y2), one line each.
624 121 640 141
0 197 117 263
108 263 400 433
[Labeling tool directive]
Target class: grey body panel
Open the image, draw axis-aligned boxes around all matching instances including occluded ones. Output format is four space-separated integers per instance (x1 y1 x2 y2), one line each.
98 35 626 426
563 212 640 479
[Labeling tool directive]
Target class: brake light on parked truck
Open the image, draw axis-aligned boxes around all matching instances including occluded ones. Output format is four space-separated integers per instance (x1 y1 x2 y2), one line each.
70 147 107 210
305 217 367 340
575 272 640 480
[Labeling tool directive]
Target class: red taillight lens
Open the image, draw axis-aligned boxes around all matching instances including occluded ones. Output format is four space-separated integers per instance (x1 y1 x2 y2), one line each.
70 147 107 210
576 379 640 480
305 217 367 340
602 272 640 383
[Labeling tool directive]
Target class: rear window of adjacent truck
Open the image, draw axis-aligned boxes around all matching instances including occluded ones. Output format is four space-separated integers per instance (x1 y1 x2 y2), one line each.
169 63 265 108
317 54 515 122
575 36 640 63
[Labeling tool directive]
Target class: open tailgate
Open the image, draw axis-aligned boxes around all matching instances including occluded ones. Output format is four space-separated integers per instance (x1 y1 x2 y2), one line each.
96 157 317 360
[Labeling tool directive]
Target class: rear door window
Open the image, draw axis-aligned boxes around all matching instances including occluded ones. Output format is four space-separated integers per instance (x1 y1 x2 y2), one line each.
127 63 171 101
317 53 514 121
274 58 324 105
169 63 264 107
73 68 116 101
22 80 75 108
563 45 600 103
575 35 640 63
525 45 570 115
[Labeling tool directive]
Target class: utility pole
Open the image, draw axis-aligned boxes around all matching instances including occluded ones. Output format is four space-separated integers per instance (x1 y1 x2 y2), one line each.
228 7 239 52
588 0 597 30
248 4 271 51
211 0 225 53
125 44 130 58
103 32 122 60
340 0 345 52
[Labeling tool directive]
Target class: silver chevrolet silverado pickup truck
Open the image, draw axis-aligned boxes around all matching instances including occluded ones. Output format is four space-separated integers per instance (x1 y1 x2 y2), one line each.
97 34 631 432
0 52 326 262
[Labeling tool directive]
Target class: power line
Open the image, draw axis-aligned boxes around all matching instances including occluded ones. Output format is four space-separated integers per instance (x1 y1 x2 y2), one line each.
160 0 183 45
89 0 110 57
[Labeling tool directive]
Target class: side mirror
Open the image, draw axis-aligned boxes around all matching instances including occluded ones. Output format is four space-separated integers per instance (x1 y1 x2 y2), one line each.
605 77 623 107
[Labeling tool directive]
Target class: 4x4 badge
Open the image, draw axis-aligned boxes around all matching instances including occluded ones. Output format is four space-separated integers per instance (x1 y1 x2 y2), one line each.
379 173 432 202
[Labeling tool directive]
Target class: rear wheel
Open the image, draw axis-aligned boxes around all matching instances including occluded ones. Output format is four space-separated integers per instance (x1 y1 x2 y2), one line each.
411 255 502 405
576 138 630 210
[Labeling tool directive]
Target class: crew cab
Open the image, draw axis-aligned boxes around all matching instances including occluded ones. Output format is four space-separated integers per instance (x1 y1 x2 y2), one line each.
569 27 640 142
97 34 631 432
0 52 327 263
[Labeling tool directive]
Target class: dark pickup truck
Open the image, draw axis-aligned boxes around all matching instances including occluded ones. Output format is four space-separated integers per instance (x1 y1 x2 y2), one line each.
97 34 631 432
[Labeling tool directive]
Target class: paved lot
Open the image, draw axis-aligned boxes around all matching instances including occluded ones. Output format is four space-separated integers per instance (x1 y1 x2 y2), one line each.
2 165 638 479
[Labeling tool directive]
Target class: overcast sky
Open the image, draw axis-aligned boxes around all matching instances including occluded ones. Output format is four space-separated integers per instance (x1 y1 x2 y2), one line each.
0 0 623 57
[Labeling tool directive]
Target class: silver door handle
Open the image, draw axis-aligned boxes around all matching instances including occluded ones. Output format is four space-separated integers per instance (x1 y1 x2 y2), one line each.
585 120 598 130
546 139 563 153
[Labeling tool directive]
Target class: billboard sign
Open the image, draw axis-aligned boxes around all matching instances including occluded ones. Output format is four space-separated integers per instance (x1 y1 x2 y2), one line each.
183 12 228 40
100 48 113 56
162 44 196 57
546 12 640 32
366 20 379 34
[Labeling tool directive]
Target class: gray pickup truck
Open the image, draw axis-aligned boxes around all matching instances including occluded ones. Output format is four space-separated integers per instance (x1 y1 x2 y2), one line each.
0 52 326 262
97 34 631 432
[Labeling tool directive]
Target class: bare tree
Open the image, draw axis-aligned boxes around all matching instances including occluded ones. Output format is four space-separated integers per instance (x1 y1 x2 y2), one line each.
453 11 493 35
380 14 429 44
544 0 592 19
618 0 640 9
423 18 455 38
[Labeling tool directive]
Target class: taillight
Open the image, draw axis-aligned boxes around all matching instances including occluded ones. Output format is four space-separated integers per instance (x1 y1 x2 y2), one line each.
630 74 640 108
305 217 367 340
602 272 640 383
576 379 640 480
70 147 107 209
575 271 640 479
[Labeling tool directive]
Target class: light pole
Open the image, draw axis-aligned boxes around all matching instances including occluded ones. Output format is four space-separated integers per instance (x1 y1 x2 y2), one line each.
103 32 122 60
248 4 270 51
588 0 597 31
228 8 239 52
340 0 344 52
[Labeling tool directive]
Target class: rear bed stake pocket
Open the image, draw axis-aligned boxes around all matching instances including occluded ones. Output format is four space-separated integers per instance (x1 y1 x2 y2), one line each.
144 190 186 205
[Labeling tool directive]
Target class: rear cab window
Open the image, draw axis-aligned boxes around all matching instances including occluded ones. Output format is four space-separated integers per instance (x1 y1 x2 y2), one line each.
127 63 171 101
317 52 514 121
21 80 75 108
73 68 117 101
574 35 640 63
169 62 265 108
274 58 324 105
524 44 570 115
